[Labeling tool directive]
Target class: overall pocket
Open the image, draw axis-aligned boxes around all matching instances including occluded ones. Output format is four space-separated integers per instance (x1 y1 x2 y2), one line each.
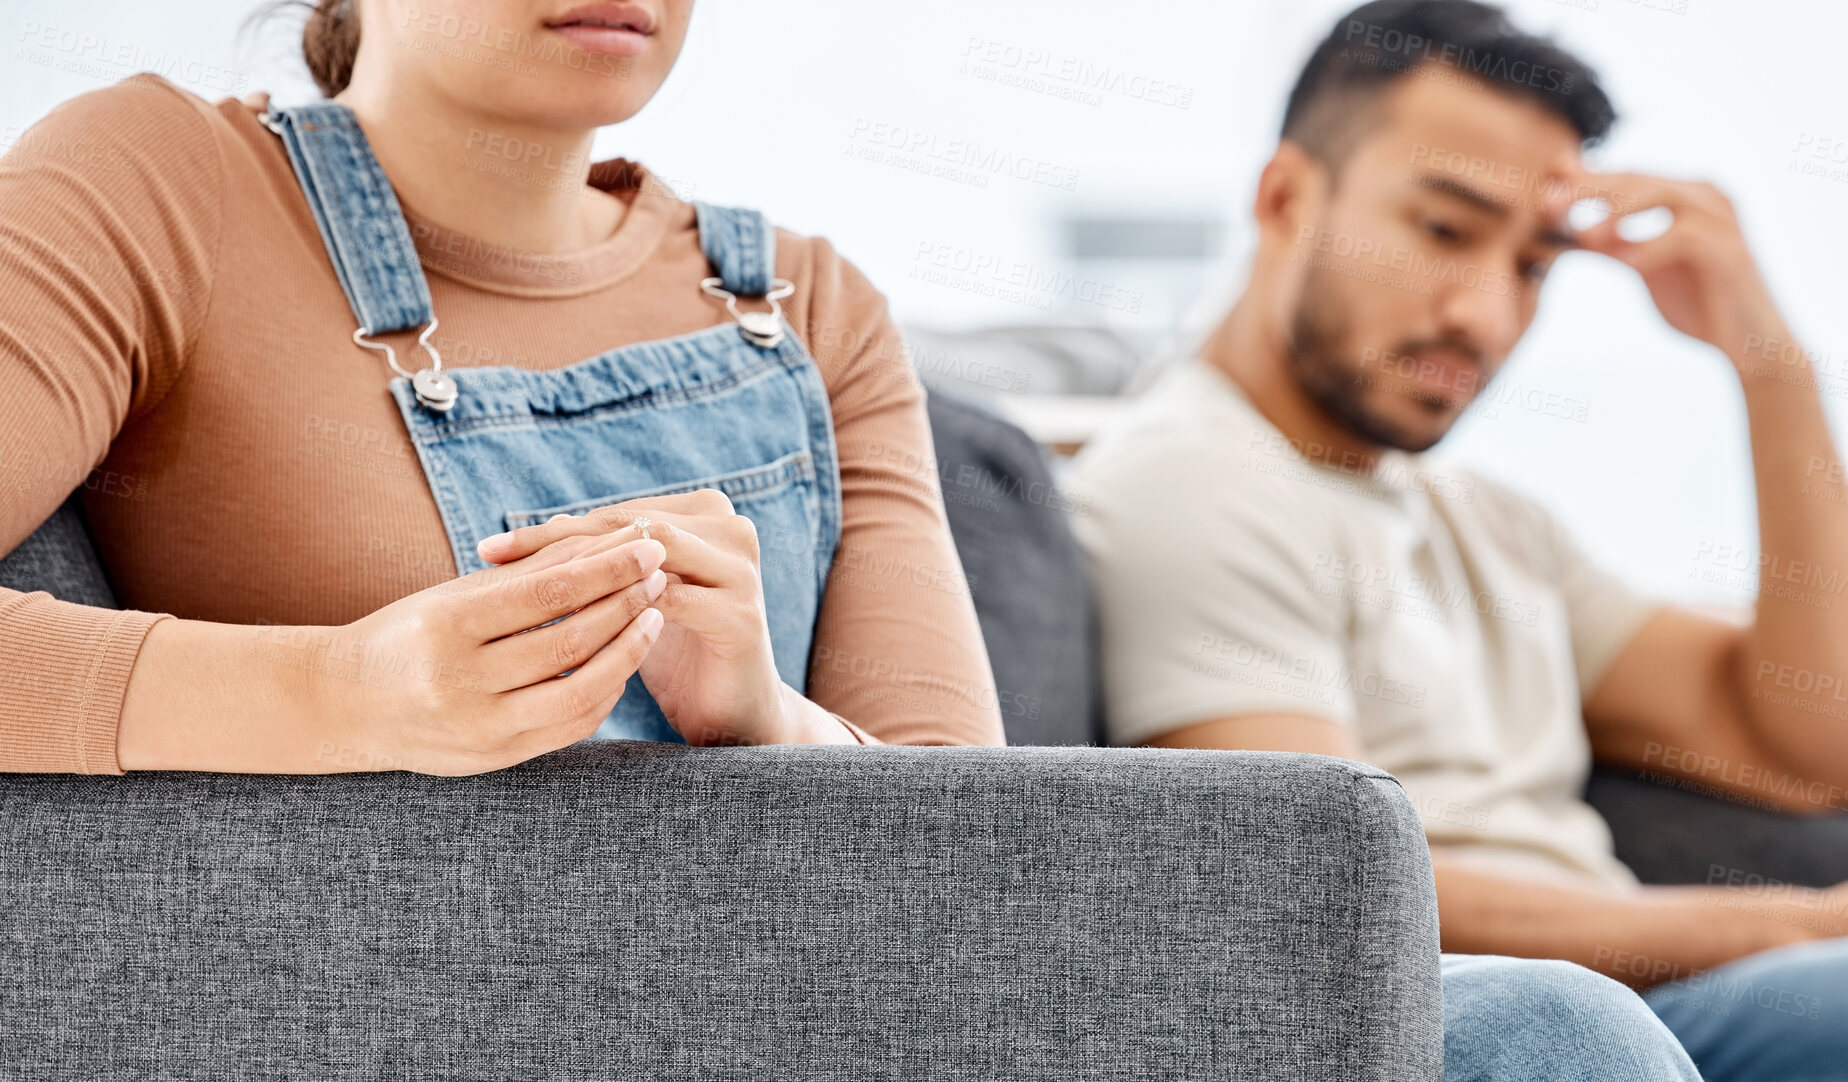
502 449 816 528
502 448 826 692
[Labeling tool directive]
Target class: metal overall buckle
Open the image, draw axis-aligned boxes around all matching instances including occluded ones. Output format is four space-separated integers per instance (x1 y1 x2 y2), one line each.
259 106 455 413
353 320 457 412
700 277 796 349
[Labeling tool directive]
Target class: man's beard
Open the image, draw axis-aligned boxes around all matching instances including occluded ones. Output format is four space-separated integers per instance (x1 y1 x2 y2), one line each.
1285 267 1467 454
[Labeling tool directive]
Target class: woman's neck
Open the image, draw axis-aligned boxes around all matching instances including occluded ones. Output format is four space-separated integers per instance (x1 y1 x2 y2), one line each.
335 75 626 256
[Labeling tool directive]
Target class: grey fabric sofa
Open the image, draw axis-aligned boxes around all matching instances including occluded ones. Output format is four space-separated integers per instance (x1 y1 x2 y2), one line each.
0 396 1445 1080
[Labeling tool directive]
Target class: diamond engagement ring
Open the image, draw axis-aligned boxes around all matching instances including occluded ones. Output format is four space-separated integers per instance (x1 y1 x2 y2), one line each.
633 516 653 541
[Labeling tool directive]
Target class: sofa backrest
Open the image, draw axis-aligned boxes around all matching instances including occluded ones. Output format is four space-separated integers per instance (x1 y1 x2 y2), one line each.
924 391 1102 746
0 392 1103 747
0 492 116 609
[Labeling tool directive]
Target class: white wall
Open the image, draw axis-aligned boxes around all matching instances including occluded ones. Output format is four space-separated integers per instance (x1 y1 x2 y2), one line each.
5 0 1845 604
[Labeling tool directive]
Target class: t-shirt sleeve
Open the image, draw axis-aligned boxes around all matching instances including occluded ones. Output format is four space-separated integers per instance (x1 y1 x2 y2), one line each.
782 232 1005 747
1070 453 1356 746
0 76 220 773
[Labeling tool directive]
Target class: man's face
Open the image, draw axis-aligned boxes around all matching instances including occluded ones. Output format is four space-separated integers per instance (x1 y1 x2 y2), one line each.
1280 70 1584 452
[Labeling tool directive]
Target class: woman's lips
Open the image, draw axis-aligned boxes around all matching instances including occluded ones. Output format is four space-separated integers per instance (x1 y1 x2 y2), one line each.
546 23 651 58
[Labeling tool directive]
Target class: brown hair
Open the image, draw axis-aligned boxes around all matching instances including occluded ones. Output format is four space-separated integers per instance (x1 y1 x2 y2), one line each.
248 0 360 97
294 0 360 97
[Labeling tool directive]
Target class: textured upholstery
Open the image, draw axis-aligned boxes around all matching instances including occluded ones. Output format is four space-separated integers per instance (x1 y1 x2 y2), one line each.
1 743 1442 1079
926 390 1102 746
0 491 117 608
1585 765 1848 887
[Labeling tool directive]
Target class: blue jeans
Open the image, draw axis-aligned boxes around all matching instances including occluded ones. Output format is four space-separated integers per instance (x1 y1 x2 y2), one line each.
1644 937 1848 1082
1443 954 1700 1081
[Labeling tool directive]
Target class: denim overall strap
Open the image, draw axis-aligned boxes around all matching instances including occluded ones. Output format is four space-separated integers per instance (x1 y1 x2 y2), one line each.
269 102 843 743
264 102 434 335
692 203 774 296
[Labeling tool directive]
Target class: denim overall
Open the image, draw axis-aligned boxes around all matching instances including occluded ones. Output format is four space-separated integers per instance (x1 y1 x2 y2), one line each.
264 102 842 743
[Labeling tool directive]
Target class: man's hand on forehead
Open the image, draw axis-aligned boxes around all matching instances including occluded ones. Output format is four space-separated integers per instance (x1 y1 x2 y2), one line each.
1550 164 1789 360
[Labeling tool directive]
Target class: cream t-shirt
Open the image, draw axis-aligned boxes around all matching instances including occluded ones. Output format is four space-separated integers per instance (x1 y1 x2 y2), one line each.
1065 358 1665 889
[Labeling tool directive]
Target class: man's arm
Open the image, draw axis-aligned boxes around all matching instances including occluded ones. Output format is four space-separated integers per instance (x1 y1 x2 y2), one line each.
1582 606 1848 815
1571 170 1848 813
1150 712 1848 988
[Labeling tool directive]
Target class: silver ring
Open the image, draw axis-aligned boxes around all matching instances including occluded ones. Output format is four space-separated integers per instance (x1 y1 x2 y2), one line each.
633 516 653 541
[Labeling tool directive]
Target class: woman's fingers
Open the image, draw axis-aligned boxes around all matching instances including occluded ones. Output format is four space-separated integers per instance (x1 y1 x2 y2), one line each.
476 491 728 564
467 530 604 583
574 510 759 586
498 605 666 756
476 510 647 564
481 565 668 690
452 537 666 641
650 579 759 640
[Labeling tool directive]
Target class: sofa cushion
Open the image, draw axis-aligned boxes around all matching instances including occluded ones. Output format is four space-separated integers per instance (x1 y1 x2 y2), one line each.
925 390 1101 746
1586 764 1848 887
0 492 118 609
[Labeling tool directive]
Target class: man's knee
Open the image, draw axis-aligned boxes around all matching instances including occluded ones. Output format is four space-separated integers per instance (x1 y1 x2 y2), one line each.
1453 956 1645 1024
1443 955 1699 1081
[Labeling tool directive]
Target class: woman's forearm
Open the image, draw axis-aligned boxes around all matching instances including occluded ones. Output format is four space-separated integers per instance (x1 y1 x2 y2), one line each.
777 682 873 746
117 618 348 773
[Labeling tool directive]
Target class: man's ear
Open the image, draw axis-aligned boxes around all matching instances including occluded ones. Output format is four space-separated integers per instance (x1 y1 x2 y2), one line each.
1253 140 1327 251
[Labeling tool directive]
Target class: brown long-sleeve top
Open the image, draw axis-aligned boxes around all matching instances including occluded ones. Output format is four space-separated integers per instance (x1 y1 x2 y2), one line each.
0 75 1004 772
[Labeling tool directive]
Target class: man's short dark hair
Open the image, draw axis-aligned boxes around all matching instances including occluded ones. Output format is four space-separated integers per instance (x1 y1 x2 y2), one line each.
1282 0 1616 171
